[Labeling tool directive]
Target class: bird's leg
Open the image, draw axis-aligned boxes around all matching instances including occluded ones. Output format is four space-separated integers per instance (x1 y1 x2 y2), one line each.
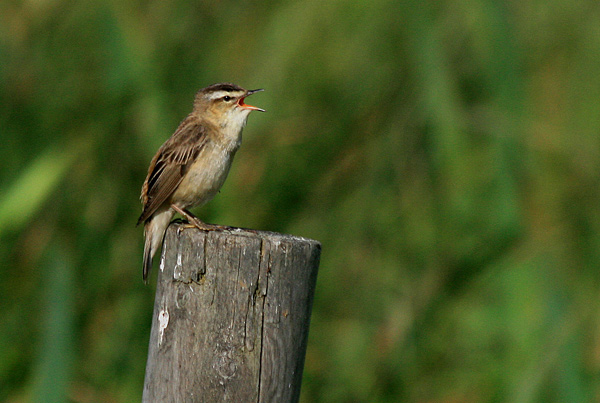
170 204 215 230
170 204 231 231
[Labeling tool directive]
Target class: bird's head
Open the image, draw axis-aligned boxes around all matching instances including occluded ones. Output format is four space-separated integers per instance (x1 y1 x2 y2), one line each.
194 83 264 127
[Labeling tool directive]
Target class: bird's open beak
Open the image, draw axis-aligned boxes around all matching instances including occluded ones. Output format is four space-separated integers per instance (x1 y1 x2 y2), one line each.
238 89 265 112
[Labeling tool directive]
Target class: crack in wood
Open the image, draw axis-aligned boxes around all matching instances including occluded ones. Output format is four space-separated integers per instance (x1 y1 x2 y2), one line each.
255 239 270 403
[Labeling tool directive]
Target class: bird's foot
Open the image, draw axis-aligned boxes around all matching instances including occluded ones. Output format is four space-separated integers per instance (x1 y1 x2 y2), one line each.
171 205 231 232
185 218 231 232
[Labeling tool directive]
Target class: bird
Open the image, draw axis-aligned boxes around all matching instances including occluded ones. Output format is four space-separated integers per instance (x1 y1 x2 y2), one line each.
137 83 264 281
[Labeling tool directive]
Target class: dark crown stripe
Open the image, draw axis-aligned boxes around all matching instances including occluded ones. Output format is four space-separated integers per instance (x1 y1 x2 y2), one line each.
202 83 244 93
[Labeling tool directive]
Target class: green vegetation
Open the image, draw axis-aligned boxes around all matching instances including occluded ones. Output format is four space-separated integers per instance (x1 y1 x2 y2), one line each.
1 0 600 401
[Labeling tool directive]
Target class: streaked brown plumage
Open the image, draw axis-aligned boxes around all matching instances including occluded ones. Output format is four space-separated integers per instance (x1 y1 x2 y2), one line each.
138 83 264 281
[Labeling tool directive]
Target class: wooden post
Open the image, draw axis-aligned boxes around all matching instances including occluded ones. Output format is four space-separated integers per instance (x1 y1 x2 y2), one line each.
142 222 321 402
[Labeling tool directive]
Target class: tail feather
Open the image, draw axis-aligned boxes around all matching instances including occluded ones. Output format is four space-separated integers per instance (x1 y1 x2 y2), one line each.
142 208 174 282
143 228 153 283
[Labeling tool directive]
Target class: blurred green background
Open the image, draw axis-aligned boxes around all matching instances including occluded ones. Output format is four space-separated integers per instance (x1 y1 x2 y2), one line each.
2 0 600 402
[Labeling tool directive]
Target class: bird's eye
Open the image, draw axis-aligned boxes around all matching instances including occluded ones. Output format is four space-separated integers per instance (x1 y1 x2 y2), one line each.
223 96 232 102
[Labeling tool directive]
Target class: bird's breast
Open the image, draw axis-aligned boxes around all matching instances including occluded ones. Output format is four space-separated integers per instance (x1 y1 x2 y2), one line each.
171 143 237 209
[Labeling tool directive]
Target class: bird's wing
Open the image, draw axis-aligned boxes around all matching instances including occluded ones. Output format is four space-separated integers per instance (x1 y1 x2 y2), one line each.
137 117 208 225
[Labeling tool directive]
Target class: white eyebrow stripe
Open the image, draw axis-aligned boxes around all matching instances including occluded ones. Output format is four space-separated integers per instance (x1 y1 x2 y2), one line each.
206 90 244 100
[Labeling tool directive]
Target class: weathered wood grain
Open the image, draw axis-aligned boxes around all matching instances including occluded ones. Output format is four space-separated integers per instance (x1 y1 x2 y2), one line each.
142 223 321 403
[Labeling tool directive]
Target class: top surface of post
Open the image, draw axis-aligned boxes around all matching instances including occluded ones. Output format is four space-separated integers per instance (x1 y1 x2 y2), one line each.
158 222 321 282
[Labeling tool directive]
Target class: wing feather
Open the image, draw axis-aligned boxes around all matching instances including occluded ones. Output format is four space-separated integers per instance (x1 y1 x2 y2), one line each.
137 116 208 225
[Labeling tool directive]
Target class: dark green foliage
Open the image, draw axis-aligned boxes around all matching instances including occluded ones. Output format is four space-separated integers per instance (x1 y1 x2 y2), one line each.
1 0 600 401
